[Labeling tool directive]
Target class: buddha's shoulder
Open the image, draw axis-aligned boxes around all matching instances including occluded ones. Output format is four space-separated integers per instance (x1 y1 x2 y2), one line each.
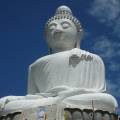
83 50 103 61
29 51 69 69
83 50 104 64
71 48 104 62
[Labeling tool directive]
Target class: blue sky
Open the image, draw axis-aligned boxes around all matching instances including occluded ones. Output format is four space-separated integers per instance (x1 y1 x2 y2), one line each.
0 0 120 113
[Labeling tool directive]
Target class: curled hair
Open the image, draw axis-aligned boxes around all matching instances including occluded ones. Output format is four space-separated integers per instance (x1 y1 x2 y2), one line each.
45 15 82 32
45 5 83 33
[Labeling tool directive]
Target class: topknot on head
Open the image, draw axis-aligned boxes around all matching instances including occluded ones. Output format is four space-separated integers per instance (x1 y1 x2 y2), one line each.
55 5 72 16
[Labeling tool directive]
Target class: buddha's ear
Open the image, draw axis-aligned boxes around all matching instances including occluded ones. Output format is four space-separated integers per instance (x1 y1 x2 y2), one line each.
76 30 84 48
79 29 84 41
48 47 53 54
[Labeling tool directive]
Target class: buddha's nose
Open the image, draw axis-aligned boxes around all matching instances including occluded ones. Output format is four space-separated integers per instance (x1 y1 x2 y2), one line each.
55 29 62 33
54 25 63 33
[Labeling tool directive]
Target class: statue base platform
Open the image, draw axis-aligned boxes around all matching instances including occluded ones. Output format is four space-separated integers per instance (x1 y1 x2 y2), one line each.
0 93 118 120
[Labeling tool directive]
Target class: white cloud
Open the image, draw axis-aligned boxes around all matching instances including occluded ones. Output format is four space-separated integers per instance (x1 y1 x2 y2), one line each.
92 36 120 72
113 17 120 38
92 36 115 59
88 0 120 38
117 50 120 56
89 0 120 25
109 62 120 71
93 36 120 58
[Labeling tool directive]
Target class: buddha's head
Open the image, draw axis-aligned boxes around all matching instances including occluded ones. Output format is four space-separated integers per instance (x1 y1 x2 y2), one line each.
45 5 83 53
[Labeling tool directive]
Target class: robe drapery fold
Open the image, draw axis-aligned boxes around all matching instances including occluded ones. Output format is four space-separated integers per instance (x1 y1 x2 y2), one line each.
28 48 106 94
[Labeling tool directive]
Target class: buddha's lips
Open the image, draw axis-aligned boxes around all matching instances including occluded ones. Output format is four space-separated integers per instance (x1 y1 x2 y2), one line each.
53 33 63 41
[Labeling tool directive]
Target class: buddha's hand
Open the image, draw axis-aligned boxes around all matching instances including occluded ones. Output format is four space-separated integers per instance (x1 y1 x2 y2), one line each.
58 88 96 98
0 96 24 110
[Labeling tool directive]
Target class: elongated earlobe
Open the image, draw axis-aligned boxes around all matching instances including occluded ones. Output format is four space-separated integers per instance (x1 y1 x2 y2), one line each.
76 29 84 48
48 47 53 54
74 41 77 48
75 33 81 48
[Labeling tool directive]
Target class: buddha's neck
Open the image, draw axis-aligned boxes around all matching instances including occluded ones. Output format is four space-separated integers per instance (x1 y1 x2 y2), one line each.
49 46 80 54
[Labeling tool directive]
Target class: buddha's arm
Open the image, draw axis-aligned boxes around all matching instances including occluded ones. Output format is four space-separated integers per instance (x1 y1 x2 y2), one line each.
0 94 44 110
27 56 50 94
27 65 38 94
95 55 106 92
58 88 101 99
0 96 25 110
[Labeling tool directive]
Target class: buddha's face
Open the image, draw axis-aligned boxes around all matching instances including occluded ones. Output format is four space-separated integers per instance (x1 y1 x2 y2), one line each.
45 18 78 51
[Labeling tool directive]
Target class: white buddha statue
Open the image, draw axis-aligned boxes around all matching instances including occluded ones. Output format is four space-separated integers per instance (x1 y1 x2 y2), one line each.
27 5 106 95
0 5 118 119
27 5 117 114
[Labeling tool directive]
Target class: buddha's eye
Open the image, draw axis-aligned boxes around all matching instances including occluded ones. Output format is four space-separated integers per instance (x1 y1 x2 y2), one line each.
49 23 57 30
61 22 71 29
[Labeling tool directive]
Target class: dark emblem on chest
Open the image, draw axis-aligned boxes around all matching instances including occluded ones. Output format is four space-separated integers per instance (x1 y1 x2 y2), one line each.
69 54 93 67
